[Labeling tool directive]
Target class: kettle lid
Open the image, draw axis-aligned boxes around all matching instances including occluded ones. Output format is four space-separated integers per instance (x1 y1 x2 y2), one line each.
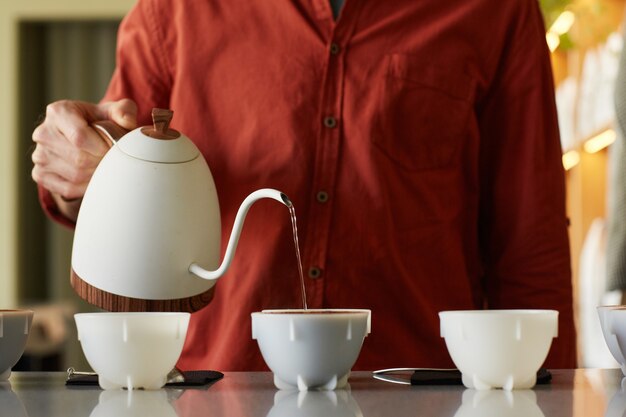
114 108 199 163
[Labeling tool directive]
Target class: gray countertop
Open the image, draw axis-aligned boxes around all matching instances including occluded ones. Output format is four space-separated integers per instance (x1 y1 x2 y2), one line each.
1 369 623 416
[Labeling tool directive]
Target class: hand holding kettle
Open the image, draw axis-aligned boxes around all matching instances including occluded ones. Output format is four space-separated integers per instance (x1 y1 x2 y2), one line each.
31 99 138 221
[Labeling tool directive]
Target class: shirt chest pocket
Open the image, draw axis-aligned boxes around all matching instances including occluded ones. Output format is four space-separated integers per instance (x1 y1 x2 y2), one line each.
373 54 475 172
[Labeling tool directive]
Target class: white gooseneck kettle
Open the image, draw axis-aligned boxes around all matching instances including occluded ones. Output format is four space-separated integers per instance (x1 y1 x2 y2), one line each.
71 109 292 312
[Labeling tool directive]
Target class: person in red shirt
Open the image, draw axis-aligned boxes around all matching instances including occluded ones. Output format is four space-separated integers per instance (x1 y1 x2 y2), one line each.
32 0 576 370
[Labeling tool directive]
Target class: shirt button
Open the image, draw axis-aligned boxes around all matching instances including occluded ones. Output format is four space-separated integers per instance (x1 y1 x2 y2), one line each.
323 116 337 128
330 43 341 55
308 266 322 279
316 191 329 203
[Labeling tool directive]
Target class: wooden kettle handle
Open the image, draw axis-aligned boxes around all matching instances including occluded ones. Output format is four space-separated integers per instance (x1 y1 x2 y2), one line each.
92 120 129 147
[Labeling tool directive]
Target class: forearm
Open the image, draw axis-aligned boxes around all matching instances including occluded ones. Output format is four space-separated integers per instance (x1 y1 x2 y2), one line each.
37 185 79 228
50 192 82 223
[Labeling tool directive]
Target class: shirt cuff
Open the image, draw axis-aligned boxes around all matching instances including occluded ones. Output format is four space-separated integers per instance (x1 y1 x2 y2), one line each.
38 185 76 229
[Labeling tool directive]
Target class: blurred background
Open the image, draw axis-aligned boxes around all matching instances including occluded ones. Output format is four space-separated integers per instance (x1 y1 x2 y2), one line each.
0 0 623 372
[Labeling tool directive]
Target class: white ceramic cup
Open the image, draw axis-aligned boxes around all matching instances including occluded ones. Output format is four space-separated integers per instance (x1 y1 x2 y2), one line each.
0 310 34 381
439 309 558 390
603 308 626 378
75 312 190 390
252 309 371 391
597 305 626 375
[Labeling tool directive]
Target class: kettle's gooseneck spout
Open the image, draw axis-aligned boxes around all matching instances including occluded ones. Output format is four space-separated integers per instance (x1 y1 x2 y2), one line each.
189 188 292 280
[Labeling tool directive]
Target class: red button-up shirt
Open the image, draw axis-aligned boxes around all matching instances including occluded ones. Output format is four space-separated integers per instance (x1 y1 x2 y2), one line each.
42 0 576 369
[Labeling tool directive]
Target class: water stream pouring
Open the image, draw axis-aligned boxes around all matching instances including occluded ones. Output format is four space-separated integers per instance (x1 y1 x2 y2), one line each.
71 109 292 312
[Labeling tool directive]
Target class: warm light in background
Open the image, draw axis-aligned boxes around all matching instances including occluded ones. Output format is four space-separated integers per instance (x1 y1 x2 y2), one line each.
562 129 615 170
583 128 616 153
546 32 561 52
562 149 580 170
549 10 576 35
546 10 576 53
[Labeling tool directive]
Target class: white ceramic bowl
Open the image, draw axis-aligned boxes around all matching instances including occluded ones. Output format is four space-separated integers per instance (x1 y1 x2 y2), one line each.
597 305 626 375
75 312 190 390
600 307 626 376
0 310 33 380
439 309 558 390
252 309 371 391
